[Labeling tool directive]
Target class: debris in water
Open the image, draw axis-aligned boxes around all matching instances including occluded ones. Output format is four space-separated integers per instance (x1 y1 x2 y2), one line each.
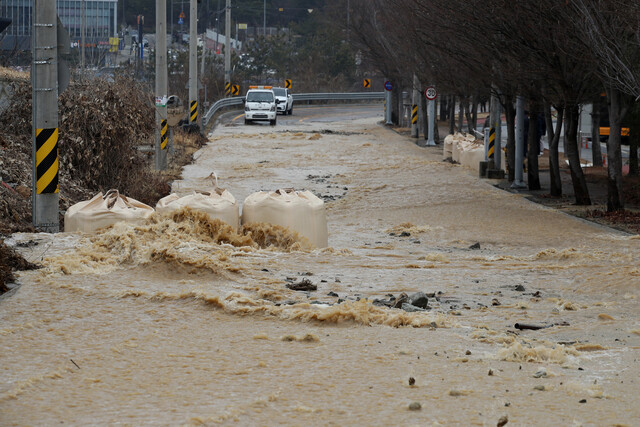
408 377 415 386
469 242 481 250
286 278 317 291
534 385 546 391
597 313 614 321
408 401 421 411
515 285 526 292
514 323 550 330
409 292 429 309
579 399 587 403
497 415 509 426
401 303 426 312
488 369 494 376
70 359 80 369
533 369 548 378
327 291 339 297
492 298 501 306
448 390 471 397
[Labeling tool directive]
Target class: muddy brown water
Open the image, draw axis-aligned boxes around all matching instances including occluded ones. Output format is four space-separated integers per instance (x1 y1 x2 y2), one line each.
2 114 639 425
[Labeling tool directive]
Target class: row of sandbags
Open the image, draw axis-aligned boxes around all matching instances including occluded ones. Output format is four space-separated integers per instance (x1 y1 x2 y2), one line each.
64 187 328 248
443 133 505 173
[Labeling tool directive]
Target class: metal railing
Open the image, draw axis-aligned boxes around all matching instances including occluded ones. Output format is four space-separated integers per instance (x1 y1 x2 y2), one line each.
203 92 385 126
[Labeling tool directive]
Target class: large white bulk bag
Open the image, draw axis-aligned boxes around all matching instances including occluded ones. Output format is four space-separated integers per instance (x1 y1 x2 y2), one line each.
156 188 239 229
461 147 485 173
64 190 154 233
443 134 454 159
241 189 328 248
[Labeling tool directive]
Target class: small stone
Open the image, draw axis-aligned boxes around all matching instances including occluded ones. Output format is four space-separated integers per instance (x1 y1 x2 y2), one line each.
533 385 545 391
327 291 339 297
408 402 421 411
515 285 526 292
504 402 510 407
261 268 269 272
533 369 547 378
401 303 426 312
465 350 472 355
579 399 587 403
400 231 411 237
469 242 481 250
409 377 415 386
488 369 494 376
497 415 509 426
492 298 501 306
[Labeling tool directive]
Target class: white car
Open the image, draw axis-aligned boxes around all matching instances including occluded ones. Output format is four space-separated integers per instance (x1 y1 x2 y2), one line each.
244 86 277 125
272 87 293 115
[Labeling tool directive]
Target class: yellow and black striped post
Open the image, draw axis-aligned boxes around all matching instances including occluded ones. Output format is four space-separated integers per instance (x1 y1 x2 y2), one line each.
35 128 59 194
488 127 496 160
411 104 418 125
160 119 168 150
190 100 197 123
225 81 231 96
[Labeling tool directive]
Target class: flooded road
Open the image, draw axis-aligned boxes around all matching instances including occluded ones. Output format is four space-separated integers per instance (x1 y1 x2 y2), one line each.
2 108 640 425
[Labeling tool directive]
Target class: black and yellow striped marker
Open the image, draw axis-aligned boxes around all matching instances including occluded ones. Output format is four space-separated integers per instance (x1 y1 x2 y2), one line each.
231 84 239 96
190 100 197 123
364 78 371 88
488 127 495 160
36 128 59 194
160 119 168 150
225 81 231 96
285 79 291 89
411 104 418 125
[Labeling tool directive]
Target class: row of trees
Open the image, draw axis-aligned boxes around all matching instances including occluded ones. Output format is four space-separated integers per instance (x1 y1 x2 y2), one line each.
341 0 640 211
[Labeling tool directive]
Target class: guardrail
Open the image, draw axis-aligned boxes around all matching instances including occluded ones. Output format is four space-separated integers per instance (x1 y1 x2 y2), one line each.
203 92 385 126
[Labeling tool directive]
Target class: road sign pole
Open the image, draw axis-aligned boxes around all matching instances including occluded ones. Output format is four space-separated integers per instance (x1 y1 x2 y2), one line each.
384 79 392 125
512 95 526 188
156 0 168 170
32 0 60 232
427 99 436 146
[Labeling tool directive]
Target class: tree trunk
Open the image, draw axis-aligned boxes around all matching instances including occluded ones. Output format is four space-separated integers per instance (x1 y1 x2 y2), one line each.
591 97 603 167
527 105 541 190
565 104 591 205
449 96 455 135
605 87 629 211
458 96 465 133
465 95 476 135
504 97 516 182
392 84 400 125
628 102 639 176
545 103 564 197
440 96 448 122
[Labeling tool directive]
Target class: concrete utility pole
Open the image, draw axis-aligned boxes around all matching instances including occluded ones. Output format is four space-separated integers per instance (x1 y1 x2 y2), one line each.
224 0 231 87
156 0 168 170
427 96 436 146
513 95 526 188
81 0 85 68
411 74 419 138
189 0 198 127
489 87 503 175
32 0 59 232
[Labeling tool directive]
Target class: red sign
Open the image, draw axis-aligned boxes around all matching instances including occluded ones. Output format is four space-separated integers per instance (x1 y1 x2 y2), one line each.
424 86 437 100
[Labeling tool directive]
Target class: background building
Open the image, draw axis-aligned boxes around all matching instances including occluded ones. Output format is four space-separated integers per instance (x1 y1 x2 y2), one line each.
1 0 118 57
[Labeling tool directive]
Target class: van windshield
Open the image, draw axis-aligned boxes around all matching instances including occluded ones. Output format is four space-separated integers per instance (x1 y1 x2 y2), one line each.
247 92 274 102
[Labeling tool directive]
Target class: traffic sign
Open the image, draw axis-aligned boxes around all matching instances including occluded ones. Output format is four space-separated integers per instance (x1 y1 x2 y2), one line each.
285 79 292 89
424 86 437 100
363 78 371 88
384 81 393 91
231 84 239 96
179 11 185 19
178 17 184 25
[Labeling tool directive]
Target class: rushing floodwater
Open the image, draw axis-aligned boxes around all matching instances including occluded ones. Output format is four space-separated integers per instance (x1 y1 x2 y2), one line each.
2 112 639 426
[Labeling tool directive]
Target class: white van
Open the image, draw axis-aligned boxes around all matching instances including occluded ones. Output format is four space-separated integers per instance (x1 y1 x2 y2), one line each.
244 86 277 126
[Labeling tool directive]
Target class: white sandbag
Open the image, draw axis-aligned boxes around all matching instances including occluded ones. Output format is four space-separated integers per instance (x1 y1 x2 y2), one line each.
461 147 485 173
64 190 154 233
156 188 239 229
241 189 328 248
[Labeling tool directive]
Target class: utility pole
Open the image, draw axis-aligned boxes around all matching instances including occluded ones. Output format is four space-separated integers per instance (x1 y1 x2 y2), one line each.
188 0 198 128
156 0 168 170
263 0 266 36
32 0 59 232
81 0 85 68
224 0 231 88
411 74 419 138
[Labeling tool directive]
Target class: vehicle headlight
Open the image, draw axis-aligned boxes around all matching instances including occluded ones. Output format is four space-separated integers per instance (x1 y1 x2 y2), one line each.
270 105 276 112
